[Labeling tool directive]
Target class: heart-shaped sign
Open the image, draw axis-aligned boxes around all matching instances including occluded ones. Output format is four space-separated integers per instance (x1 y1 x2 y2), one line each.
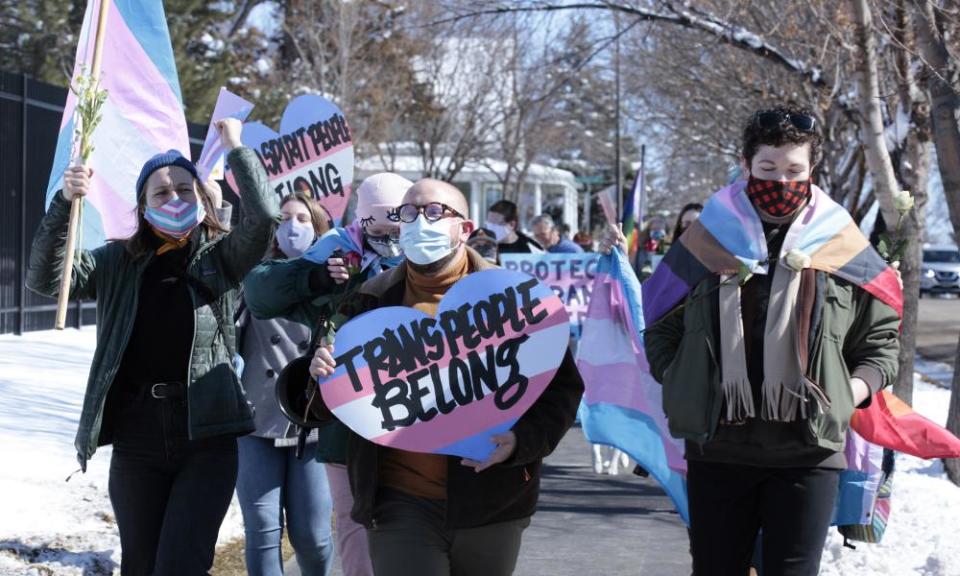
319 269 570 461
227 94 354 224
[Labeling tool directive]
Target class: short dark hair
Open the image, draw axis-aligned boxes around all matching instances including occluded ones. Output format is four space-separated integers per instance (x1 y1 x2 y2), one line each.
488 200 518 224
741 105 823 168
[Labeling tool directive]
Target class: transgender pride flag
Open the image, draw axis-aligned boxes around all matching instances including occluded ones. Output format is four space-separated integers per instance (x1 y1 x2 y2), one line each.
576 247 689 523
45 0 188 248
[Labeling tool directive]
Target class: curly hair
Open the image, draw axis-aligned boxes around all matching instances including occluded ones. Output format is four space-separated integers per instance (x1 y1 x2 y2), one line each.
741 105 823 168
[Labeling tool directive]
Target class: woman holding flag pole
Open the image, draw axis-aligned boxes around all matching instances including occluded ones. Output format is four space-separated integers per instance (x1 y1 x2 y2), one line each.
27 118 279 575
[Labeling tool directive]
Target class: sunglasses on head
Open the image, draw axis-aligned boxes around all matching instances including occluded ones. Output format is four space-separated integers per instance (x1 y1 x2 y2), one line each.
392 202 466 224
754 111 817 133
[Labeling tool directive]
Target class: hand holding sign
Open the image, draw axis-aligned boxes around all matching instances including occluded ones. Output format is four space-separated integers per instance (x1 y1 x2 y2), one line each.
462 431 517 472
196 88 255 182
315 269 570 462
216 118 244 151
228 94 354 224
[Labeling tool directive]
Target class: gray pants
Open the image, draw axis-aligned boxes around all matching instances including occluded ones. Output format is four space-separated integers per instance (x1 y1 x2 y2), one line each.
367 489 530 576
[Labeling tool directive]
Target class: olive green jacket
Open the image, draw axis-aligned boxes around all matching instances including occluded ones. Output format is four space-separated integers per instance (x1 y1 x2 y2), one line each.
644 274 900 454
26 147 279 470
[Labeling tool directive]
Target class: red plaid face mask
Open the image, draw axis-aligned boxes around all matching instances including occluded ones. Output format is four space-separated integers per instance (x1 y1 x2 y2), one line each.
746 176 811 217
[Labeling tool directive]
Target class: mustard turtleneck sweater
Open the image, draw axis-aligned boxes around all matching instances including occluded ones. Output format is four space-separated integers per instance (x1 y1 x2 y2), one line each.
378 249 471 500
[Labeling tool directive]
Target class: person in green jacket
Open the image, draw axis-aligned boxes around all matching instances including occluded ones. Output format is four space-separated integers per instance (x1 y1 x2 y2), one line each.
244 171 412 576
603 106 901 576
26 118 279 576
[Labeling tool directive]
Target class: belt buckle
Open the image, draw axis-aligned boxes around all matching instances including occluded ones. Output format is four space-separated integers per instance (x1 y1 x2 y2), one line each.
150 383 168 399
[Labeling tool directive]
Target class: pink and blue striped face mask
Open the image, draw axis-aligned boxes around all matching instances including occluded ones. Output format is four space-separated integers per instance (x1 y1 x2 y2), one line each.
144 196 207 239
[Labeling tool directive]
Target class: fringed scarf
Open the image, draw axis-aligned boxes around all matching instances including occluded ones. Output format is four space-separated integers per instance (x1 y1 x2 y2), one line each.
643 180 903 422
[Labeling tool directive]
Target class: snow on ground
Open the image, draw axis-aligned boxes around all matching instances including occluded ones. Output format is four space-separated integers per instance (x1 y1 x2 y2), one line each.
1 329 959 575
0 329 243 575
820 377 960 576
915 356 955 390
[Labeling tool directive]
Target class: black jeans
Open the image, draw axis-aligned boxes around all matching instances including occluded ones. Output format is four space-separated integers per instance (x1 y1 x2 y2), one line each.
367 488 530 576
686 461 840 576
108 386 238 576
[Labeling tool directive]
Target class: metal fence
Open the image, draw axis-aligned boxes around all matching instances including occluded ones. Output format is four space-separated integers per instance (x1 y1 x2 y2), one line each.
0 71 205 335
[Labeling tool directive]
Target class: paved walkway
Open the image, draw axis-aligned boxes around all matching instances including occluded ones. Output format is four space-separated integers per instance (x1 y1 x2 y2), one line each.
514 426 690 575
290 426 690 576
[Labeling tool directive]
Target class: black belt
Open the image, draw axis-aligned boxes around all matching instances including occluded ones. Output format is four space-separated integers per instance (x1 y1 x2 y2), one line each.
148 381 186 400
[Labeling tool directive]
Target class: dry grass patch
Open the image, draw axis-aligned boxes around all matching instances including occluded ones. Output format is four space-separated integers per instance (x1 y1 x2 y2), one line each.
212 536 296 575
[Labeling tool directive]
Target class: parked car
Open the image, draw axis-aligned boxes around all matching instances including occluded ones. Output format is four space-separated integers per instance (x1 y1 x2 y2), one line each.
920 244 960 297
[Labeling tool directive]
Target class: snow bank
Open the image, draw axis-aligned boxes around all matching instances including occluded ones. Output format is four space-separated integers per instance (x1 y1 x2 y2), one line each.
820 379 960 576
0 330 243 575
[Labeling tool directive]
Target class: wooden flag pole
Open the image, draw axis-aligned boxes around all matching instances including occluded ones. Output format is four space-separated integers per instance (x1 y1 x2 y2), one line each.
56 0 110 330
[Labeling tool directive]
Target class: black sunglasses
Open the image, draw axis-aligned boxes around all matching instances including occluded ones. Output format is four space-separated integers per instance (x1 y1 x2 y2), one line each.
754 111 817 133
392 202 466 223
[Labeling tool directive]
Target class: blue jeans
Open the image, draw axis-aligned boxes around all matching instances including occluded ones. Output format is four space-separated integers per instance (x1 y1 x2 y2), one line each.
237 435 335 576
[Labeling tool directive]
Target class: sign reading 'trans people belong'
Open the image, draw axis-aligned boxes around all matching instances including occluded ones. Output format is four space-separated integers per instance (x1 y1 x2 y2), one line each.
318 269 570 461
227 94 354 224
500 253 601 341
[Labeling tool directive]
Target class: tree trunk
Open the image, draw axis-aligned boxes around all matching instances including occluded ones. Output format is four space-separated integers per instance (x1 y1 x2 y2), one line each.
851 0 902 228
916 0 960 484
918 1 960 234
949 332 960 484
895 140 930 404
892 0 932 405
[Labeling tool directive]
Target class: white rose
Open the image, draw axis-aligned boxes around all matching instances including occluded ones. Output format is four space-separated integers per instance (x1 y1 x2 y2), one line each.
894 190 915 214
783 248 812 272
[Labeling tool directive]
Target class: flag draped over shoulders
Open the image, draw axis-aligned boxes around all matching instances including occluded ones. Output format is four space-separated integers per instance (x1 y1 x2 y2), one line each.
580 181 958 529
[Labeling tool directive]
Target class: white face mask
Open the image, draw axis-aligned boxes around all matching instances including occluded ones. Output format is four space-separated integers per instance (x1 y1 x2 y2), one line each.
276 219 315 258
399 216 457 265
485 222 511 242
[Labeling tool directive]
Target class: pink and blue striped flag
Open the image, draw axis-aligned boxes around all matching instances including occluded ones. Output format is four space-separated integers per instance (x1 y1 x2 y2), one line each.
576 247 690 523
576 246 887 530
45 0 188 248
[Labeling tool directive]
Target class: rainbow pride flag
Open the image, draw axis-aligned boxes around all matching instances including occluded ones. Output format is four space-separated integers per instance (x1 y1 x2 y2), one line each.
576 246 689 523
852 389 960 459
45 0 188 248
621 170 644 255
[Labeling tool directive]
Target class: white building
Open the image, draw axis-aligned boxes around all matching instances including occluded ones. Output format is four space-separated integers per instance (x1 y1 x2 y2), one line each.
356 154 580 232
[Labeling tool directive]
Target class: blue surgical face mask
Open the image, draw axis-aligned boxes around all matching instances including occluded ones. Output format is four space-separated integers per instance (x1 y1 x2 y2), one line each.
276 219 315 258
399 215 457 265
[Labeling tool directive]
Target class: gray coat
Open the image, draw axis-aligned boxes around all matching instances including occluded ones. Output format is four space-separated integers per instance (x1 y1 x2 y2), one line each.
237 305 316 446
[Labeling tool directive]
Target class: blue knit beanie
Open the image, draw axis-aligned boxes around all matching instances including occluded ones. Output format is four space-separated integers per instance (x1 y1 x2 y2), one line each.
136 150 199 199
